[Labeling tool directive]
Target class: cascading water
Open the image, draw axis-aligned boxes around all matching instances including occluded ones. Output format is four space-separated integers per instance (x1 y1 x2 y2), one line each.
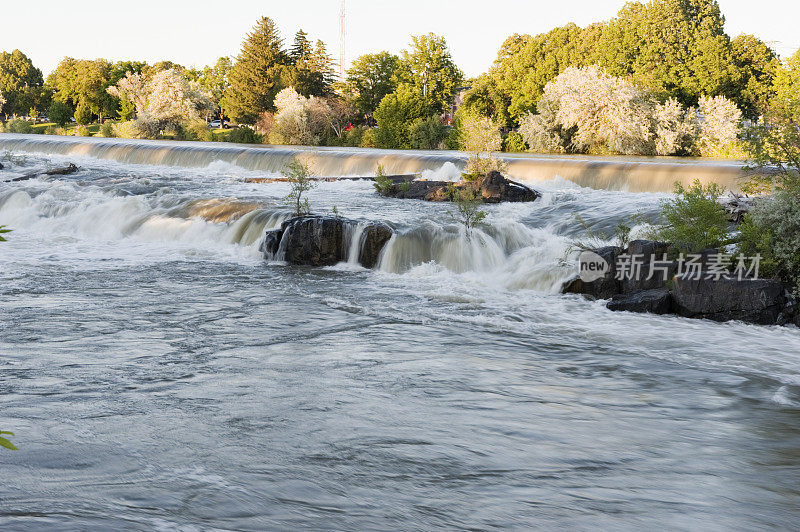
0 133 748 192
3 146 800 530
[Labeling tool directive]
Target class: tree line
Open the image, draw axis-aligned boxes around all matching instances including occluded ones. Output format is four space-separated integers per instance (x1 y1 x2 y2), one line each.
0 0 798 157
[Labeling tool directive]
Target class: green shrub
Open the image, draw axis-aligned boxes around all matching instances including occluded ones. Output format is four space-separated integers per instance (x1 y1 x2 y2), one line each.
737 191 800 294
409 116 448 150
228 126 262 144
649 180 731 255
6 118 33 134
373 164 395 196
503 131 528 152
48 100 73 126
98 121 116 138
112 121 142 139
74 101 92 125
179 120 212 141
283 158 316 216
449 185 487 229
360 128 376 148
73 125 90 137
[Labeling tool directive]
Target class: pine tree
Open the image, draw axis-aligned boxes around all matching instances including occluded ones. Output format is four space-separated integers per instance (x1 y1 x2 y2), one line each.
309 40 336 94
225 17 288 124
290 30 312 65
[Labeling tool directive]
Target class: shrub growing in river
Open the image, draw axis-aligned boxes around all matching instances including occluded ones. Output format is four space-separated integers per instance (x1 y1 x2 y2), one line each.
449 185 487 229
737 191 800 295
649 180 731 255
283 158 316 216
373 164 395 196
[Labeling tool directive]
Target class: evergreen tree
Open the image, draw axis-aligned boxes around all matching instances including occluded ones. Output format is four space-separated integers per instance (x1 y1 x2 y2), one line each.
309 39 336 93
225 17 288 124
289 30 312 65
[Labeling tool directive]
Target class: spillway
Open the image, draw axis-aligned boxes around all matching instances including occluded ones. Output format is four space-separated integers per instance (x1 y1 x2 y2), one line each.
0 133 747 192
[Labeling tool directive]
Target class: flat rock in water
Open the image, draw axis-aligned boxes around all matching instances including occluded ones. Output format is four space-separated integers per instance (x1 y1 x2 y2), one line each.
382 171 539 203
607 288 673 315
672 275 788 325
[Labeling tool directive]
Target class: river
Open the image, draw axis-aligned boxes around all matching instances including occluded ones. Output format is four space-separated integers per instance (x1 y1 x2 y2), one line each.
1 136 799 530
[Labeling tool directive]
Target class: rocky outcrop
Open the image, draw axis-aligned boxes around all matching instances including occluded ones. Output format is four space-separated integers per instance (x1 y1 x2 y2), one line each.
607 288 673 315
562 246 623 300
672 276 788 325
381 171 540 203
564 239 798 326
261 216 393 268
358 223 393 268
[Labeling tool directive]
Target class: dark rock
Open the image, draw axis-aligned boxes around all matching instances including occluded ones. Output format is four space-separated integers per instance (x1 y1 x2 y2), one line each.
380 171 539 203
278 216 345 266
261 216 393 268
358 223 393 269
562 246 623 300
477 171 540 203
46 163 79 176
260 229 282 258
0 162 4 170
672 275 787 325
620 240 676 293
607 288 673 315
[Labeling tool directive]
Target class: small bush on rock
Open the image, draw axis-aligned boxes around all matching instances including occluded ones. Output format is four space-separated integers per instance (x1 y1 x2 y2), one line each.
737 191 800 295
283 158 316 216
650 180 731 255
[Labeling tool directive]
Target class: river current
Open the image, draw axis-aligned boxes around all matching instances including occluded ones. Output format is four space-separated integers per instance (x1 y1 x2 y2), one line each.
1 143 800 530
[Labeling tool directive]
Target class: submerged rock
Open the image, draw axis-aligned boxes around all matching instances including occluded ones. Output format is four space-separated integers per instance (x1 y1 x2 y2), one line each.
607 288 673 315
672 275 788 325
262 215 393 268
381 171 540 203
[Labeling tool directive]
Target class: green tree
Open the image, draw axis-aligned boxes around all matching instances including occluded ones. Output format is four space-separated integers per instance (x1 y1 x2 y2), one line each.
373 84 428 149
283 158 316 216
394 33 463 115
598 0 739 107
198 56 232 119
344 51 399 118
74 100 92 125
729 34 779 118
0 49 45 118
225 17 288 124
47 58 115 122
408 115 447 150
48 99 72 126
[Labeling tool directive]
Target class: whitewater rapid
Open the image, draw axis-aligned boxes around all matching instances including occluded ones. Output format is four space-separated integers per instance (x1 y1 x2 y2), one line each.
3 148 800 530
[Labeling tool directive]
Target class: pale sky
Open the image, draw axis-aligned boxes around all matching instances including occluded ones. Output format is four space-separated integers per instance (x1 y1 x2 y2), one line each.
1 0 798 78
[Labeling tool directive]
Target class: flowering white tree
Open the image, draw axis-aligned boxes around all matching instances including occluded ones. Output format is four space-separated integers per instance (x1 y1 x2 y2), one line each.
106 72 148 116
270 87 313 145
106 69 214 138
518 66 656 155
269 88 350 145
518 66 744 157
654 98 698 156
696 95 742 157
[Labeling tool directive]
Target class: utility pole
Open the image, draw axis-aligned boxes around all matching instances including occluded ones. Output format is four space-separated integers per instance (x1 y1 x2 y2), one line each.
339 0 346 80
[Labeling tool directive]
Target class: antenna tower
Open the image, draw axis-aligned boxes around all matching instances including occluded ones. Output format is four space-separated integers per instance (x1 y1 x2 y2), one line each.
339 0 346 80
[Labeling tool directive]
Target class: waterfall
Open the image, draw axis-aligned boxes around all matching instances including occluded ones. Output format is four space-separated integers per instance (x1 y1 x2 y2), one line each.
0 133 748 192
343 222 368 265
